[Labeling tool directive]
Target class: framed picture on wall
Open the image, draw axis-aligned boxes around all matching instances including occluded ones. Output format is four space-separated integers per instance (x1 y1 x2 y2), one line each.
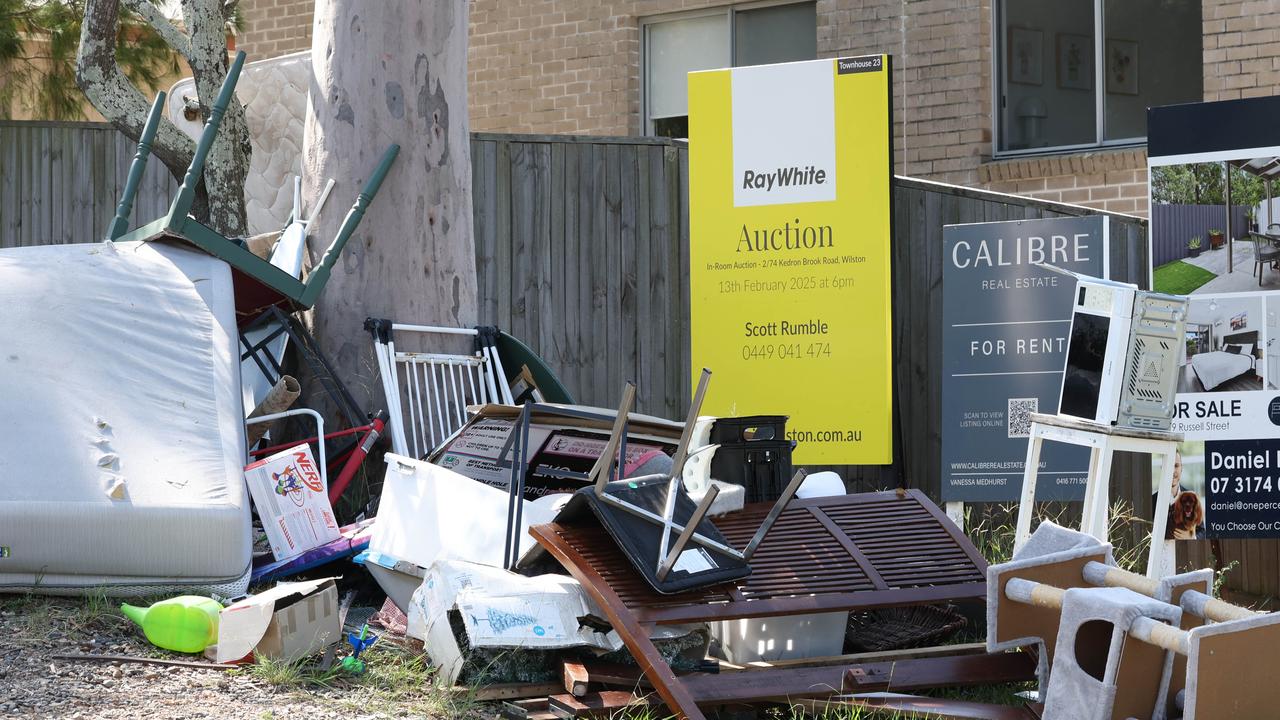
1107 39 1139 95
1008 28 1043 86
1232 312 1248 331
1056 33 1093 90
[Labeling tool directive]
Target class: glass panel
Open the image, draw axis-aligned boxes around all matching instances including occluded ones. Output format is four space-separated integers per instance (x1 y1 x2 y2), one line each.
734 2 817 67
646 14 729 122
1061 312 1111 420
999 0 1096 151
1103 0 1201 141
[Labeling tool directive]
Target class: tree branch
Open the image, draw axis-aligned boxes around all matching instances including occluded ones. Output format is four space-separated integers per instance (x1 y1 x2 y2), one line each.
77 0 201 209
122 0 193 60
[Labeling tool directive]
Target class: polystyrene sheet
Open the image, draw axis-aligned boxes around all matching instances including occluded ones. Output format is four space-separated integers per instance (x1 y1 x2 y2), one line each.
0 241 250 594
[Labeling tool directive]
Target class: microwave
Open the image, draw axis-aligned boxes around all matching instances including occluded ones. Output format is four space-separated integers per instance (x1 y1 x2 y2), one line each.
1050 269 1187 430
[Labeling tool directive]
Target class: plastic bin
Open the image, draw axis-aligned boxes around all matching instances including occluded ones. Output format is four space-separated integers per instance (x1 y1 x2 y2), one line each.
709 416 793 503
712 612 849 663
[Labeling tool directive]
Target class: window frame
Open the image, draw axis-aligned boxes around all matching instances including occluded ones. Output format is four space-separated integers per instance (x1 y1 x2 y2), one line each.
640 0 816 137
991 0 1164 159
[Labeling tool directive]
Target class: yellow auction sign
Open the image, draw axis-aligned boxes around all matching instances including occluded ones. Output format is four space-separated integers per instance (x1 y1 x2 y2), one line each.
688 55 893 465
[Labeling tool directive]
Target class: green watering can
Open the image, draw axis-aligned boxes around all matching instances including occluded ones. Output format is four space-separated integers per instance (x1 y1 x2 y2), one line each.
120 596 223 654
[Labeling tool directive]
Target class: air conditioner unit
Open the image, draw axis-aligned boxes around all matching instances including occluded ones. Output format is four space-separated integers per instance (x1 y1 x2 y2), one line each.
1046 268 1187 430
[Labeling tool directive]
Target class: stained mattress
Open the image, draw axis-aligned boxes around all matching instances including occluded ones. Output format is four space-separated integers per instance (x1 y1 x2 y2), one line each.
0 241 251 596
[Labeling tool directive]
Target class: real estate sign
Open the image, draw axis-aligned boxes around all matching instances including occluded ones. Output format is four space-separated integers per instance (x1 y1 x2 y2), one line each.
941 217 1107 502
1147 96 1280 539
687 55 893 465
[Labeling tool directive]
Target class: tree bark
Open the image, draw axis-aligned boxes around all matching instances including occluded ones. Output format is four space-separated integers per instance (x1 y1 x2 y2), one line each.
77 0 250 237
302 0 479 415
179 0 250 237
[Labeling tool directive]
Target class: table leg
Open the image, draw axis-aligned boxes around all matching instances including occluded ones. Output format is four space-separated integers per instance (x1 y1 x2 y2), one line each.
1087 446 1115 543
1080 447 1102 536
1148 446 1177 578
1014 428 1044 555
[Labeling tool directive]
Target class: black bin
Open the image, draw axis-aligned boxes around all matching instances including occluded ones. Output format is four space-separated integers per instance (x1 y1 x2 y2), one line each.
709 416 793 504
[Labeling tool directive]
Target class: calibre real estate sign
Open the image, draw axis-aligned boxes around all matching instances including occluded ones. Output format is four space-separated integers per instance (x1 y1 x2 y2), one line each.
941 217 1109 502
1147 96 1280 539
687 55 893 465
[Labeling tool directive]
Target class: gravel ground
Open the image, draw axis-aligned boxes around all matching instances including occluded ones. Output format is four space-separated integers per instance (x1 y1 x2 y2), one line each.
0 595 485 720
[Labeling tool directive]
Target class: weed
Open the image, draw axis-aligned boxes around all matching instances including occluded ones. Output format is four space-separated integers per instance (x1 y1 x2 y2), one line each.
964 499 1150 573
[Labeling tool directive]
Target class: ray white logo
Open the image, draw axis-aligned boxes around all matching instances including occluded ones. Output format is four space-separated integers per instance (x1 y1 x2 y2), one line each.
732 60 836 207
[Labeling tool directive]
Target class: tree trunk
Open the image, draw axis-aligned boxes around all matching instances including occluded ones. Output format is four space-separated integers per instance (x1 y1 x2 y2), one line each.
302 0 479 418
180 0 251 237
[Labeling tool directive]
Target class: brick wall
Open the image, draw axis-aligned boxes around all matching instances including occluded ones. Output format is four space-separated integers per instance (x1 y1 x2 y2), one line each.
1203 0 1280 101
238 0 312 60
979 149 1151 217
234 0 1232 218
818 0 991 186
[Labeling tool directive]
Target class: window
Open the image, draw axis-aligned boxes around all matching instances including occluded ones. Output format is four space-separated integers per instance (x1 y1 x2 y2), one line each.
643 2 817 138
995 0 1201 155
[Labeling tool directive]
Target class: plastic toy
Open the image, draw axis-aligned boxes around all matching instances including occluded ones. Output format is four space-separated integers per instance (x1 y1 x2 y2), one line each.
120 596 223 654
340 624 377 674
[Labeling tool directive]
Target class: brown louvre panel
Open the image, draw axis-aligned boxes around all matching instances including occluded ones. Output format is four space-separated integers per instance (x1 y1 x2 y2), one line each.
528 490 996 720
533 489 986 618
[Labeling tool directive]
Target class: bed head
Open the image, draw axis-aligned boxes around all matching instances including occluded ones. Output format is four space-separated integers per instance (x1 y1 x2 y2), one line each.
1223 331 1260 361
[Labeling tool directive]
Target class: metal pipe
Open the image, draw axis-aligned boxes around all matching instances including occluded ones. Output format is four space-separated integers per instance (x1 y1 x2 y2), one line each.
168 51 247 223
655 485 720 582
245 408 326 491
596 491 745 560
300 143 401 306
590 383 637 495
657 369 712 569
741 469 808 562
107 91 167 240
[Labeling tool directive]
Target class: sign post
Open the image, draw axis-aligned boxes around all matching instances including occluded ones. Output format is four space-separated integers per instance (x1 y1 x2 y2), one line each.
687 55 894 465
941 217 1110 508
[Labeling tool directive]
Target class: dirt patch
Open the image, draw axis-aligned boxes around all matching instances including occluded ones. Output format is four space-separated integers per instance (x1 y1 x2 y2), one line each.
0 595 485 719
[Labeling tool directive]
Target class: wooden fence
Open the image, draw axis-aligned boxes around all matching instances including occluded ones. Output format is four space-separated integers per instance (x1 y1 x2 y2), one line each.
471 132 1154 501
0 121 178 246
1150 202 1250 267
7 121 1269 596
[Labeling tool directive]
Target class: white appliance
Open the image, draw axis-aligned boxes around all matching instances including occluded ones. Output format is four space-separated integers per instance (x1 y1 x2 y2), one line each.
1047 268 1187 430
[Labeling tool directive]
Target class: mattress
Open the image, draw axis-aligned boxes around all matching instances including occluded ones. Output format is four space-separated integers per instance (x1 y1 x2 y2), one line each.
0 241 251 596
1190 350 1254 390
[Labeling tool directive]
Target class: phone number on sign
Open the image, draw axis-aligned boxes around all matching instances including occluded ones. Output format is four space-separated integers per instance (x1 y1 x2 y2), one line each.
742 343 832 360
1209 476 1276 495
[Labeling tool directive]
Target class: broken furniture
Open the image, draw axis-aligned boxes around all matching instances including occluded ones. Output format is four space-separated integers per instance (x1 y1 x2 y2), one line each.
369 318 578 460
526 372 811 596
529 489 1018 719
1014 412 1182 578
237 174 336 411
0 241 251 597
361 453 570 611
110 50 400 326
242 306 367 430
988 523 1279 719
369 319 516 458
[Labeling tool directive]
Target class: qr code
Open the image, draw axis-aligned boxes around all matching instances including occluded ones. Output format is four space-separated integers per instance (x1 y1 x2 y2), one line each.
1008 398 1038 438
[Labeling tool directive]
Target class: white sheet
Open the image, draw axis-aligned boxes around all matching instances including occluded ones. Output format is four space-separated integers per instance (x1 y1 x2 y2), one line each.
1190 350 1254 390
0 241 250 595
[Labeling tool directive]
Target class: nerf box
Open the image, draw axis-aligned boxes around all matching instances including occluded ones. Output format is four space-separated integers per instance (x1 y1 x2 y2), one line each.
244 444 341 562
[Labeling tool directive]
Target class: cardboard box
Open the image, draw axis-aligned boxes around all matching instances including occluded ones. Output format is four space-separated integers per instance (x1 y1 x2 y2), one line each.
216 577 340 663
244 444 340 561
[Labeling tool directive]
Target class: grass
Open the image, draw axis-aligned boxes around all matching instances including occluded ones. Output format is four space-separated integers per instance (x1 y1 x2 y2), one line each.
1154 259 1217 294
236 637 479 718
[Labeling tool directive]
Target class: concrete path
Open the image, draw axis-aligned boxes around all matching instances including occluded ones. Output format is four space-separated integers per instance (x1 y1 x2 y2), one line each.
1184 239 1280 293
